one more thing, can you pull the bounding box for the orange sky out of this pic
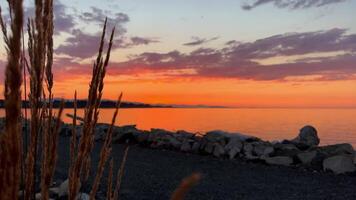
[45,74,356,108]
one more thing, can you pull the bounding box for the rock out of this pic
[323,155,356,174]
[318,143,354,157]
[180,140,192,152]
[213,144,225,157]
[58,179,81,198]
[134,131,149,143]
[292,125,320,149]
[229,132,260,142]
[228,148,240,160]
[297,151,317,164]
[49,187,59,196]
[175,130,195,142]
[35,193,41,200]
[253,142,274,157]
[273,143,301,157]
[58,179,69,197]
[191,142,200,153]
[243,143,254,155]
[148,128,174,143]
[76,193,90,200]
[225,137,243,159]
[264,156,293,166]
[204,130,227,144]
[169,137,182,149]
[204,142,215,154]
[112,125,142,143]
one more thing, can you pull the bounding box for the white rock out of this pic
[35,193,41,200]
[76,193,90,200]
[58,179,69,197]
[225,138,243,159]
[297,151,317,164]
[58,179,81,197]
[323,155,356,174]
[265,156,293,166]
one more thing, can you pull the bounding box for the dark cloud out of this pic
[53,1,76,34]
[104,29,356,81]
[55,29,124,58]
[56,30,159,59]
[129,37,159,46]
[23,1,75,34]
[183,36,219,46]
[79,7,129,31]
[242,0,348,10]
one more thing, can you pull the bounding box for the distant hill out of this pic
[0,99,173,108]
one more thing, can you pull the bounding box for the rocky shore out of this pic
[59,121,356,175]
[3,118,356,199]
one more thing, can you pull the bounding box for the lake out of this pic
[1,108,356,146]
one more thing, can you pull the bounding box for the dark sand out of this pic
[55,137,356,200]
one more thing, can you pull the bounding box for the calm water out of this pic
[2,108,356,146]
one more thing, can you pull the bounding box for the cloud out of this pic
[242,0,348,10]
[56,30,159,59]
[107,28,356,81]
[78,7,129,31]
[22,0,75,34]
[126,37,159,46]
[183,36,219,46]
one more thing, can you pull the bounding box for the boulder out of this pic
[112,125,142,143]
[292,125,319,149]
[225,137,243,159]
[76,193,90,200]
[175,130,195,142]
[49,187,59,196]
[227,132,260,142]
[58,179,69,197]
[204,142,215,154]
[180,140,192,152]
[191,142,201,153]
[273,143,301,157]
[253,142,274,157]
[204,130,228,145]
[318,143,354,157]
[213,144,225,157]
[35,193,41,200]
[169,137,182,149]
[264,156,293,166]
[297,151,317,164]
[323,155,356,174]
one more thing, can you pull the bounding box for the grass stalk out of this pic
[0,0,24,199]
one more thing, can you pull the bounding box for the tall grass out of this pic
[0,0,24,199]
[0,0,124,199]
[0,1,200,200]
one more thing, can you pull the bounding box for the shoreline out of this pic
[59,120,356,175]
[3,118,356,199]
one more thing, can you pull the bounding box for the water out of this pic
[2,108,356,146]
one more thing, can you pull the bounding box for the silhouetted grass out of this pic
[0,1,200,200]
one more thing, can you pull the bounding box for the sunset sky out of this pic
[0,0,356,108]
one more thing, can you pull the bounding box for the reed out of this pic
[0,1,24,199]
[113,145,130,200]
[1,1,199,199]
[68,19,117,200]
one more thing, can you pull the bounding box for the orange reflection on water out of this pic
[54,108,356,146]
